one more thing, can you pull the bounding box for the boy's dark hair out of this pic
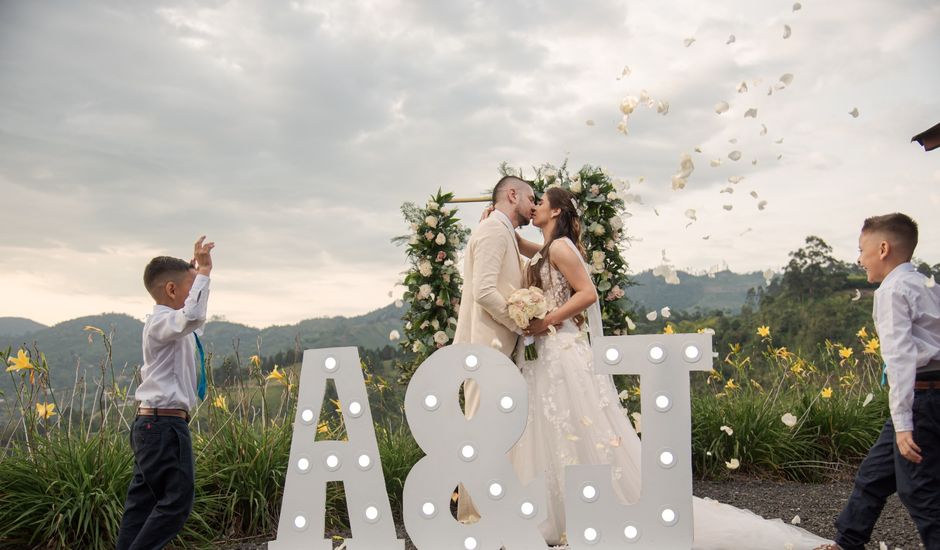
[143,256,193,296]
[862,213,918,259]
[491,175,532,204]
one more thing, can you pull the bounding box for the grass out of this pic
[0,323,890,547]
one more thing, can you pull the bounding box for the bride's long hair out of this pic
[526,186,588,300]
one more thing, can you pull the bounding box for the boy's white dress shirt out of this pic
[135,274,210,412]
[874,262,940,432]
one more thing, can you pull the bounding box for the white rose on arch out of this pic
[433,331,449,345]
[418,260,433,277]
[425,215,438,228]
[609,216,624,230]
[417,284,433,300]
[435,232,446,245]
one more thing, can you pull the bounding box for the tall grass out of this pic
[0,322,890,547]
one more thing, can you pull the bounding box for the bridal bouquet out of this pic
[507,286,549,360]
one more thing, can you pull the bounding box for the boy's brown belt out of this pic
[914,380,940,390]
[137,407,190,421]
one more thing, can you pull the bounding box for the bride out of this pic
[505,186,832,549]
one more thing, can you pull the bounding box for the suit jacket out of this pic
[454,211,523,356]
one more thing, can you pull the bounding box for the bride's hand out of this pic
[527,316,560,336]
[480,205,495,222]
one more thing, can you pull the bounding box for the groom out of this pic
[453,175,538,521]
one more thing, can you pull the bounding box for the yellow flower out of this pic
[265,365,287,384]
[856,327,868,339]
[756,325,771,338]
[821,386,833,399]
[36,402,56,419]
[213,395,228,412]
[6,349,33,372]
[317,422,330,434]
[775,347,792,359]
[724,378,740,390]
[839,347,854,360]
[663,324,675,334]
[863,338,880,355]
[750,379,765,393]
[249,355,262,368]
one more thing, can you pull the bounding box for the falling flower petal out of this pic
[926,274,936,288]
[793,2,802,11]
[760,124,768,136]
[694,146,703,153]
[775,138,784,144]
[777,154,783,160]
[758,200,768,210]
[726,458,740,470]
[618,65,631,79]
[752,159,758,165]
[767,85,774,96]
[620,96,639,115]
[646,311,658,321]
[729,138,738,144]
[661,306,672,318]
[849,107,860,118]
[744,108,758,118]
[723,204,733,211]
[783,24,792,39]
[726,34,736,45]
[702,235,710,240]
[654,208,660,216]
[852,289,862,301]
[737,81,748,93]
[389,330,400,341]
[741,227,753,236]
[625,315,637,331]
[781,413,798,427]
[720,187,734,194]
[715,101,730,114]
[779,73,794,87]
[657,100,670,115]
[710,158,722,167]
[684,37,696,47]
[863,393,874,407]
[490,338,503,350]
[728,150,742,161]
[586,119,595,126]
[728,175,745,184]
[750,191,759,198]
[685,209,697,221]
[617,117,629,135]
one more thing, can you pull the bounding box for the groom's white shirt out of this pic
[454,209,524,355]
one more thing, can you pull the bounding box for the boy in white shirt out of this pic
[117,236,214,550]
[824,214,940,550]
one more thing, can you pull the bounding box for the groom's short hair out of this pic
[492,175,532,204]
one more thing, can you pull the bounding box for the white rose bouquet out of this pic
[507,286,550,360]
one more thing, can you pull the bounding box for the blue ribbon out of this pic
[881,363,887,387]
[194,333,207,401]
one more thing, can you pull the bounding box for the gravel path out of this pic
[225,474,924,550]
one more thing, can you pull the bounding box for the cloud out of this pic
[1,0,938,326]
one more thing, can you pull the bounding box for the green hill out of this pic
[0,317,48,337]
[0,305,406,401]
[626,269,768,313]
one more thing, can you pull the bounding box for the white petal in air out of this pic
[723,204,733,211]
[757,200,768,210]
[793,2,802,11]
[661,306,672,318]
[729,138,738,144]
[849,107,860,118]
[702,235,710,240]
[775,138,784,144]
[737,81,748,93]
[620,96,639,115]
[389,330,400,341]
[742,227,753,237]
[750,191,759,199]
[694,146,702,153]
[779,73,794,87]
[618,65,631,79]
[671,175,687,190]
[783,24,792,39]
[685,209,697,221]
[657,100,670,115]
[777,154,783,160]
[926,275,936,288]
[744,108,758,118]
[760,124,768,136]
[617,118,629,135]
[720,187,734,194]
[710,158,722,167]
[684,37,696,47]
[715,101,730,114]
[752,159,758,165]
[726,34,736,45]
[728,175,744,184]
[586,119,595,126]
[646,311,658,321]
[852,289,862,301]
[625,315,637,330]
[728,150,742,161]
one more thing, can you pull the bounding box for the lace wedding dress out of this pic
[507,238,831,549]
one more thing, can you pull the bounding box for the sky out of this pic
[1,0,938,328]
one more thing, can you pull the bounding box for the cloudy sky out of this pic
[1,0,938,328]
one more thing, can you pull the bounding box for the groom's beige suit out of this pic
[453,209,524,521]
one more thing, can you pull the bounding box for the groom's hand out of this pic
[896,431,922,463]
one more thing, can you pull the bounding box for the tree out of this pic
[777,236,850,302]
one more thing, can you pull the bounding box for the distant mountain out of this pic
[0,317,48,337]
[626,269,767,313]
[0,304,406,399]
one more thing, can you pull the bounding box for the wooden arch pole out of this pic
[444,196,490,204]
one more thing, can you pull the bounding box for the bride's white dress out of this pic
[508,240,831,549]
